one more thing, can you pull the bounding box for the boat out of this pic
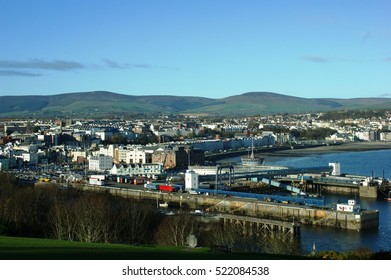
[241,138,265,166]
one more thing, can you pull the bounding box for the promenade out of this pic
[261,142,391,162]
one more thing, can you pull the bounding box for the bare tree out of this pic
[116,199,157,244]
[49,193,77,241]
[73,193,113,243]
[155,214,199,247]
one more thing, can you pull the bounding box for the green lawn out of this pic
[0,236,303,260]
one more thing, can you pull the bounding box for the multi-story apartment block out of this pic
[152,146,193,170]
[126,148,153,164]
[88,155,113,171]
[15,153,39,165]
[99,144,117,158]
[114,147,128,164]
[70,150,87,163]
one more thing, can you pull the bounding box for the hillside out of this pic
[0,91,221,117]
[0,91,390,117]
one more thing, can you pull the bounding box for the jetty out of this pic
[78,184,379,231]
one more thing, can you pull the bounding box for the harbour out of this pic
[80,184,379,232]
[250,149,391,253]
[81,148,391,253]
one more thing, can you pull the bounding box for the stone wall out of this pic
[80,185,379,230]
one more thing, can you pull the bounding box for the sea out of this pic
[227,149,391,253]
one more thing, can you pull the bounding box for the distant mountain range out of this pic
[0,91,390,117]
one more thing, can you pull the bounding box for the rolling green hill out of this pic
[0,91,390,117]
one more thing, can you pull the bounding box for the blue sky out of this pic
[0,0,390,99]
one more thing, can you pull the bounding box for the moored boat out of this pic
[241,137,265,166]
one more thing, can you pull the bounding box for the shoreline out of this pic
[261,141,391,162]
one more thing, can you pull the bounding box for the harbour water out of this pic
[266,149,391,253]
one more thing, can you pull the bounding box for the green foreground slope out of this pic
[0,236,303,260]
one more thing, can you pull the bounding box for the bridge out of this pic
[220,213,300,238]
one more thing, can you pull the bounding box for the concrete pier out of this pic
[278,177,380,198]
[220,213,300,237]
[78,185,379,231]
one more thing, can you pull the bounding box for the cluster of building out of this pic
[1,110,390,176]
[0,117,273,176]
[258,111,391,142]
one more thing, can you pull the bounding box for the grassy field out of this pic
[0,236,305,260]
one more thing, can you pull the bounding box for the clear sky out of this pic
[0,0,390,99]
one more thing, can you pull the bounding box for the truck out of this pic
[159,184,178,192]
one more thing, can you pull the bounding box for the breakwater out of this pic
[78,185,379,231]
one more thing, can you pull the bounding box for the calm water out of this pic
[267,149,391,253]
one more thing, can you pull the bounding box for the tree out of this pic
[49,192,77,241]
[154,214,200,247]
[116,199,158,244]
[73,193,113,243]
[107,133,127,144]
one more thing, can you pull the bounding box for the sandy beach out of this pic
[262,141,391,162]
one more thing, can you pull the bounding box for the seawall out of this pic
[78,185,379,231]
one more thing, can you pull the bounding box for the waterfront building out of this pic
[88,154,113,171]
[329,162,341,176]
[110,163,163,176]
[380,131,391,141]
[185,170,199,190]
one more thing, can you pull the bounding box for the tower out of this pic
[185,170,198,190]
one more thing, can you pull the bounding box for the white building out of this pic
[185,170,198,190]
[142,163,163,176]
[89,155,113,171]
[326,133,354,142]
[15,153,39,164]
[329,162,341,176]
[380,132,391,141]
[70,150,87,162]
[126,148,153,164]
[110,163,163,176]
[99,144,117,158]
[94,129,114,141]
